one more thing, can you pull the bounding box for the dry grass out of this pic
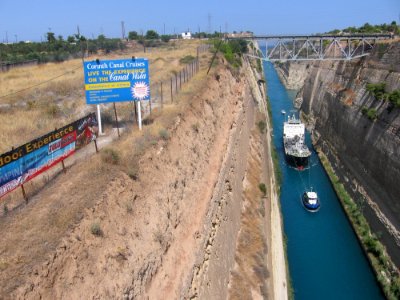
[0,39,213,297]
[0,40,204,153]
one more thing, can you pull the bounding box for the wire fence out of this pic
[126,44,211,123]
[0,59,38,72]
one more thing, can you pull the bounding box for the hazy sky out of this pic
[0,0,399,42]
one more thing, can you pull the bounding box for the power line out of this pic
[0,65,82,99]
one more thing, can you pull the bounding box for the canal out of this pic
[263,61,384,299]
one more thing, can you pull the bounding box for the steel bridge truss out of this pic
[235,35,391,61]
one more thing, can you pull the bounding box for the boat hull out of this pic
[302,194,320,212]
[284,153,309,169]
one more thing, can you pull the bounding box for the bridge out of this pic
[228,34,393,61]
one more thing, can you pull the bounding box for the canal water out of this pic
[263,61,384,299]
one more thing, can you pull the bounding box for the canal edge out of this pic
[245,49,291,300]
[314,146,400,299]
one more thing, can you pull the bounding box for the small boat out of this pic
[281,110,286,114]
[302,190,320,212]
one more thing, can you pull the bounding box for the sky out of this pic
[0,0,399,42]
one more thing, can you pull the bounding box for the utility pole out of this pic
[77,25,84,63]
[208,13,212,34]
[121,21,125,40]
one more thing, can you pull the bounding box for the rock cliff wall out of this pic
[275,41,400,267]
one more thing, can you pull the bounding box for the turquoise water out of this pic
[263,61,384,299]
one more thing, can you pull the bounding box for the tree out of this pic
[145,30,159,40]
[46,32,56,43]
[67,35,76,43]
[161,35,171,42]
[128,31,139,40]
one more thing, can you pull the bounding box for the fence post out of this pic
[21,184,28,203]
[160,82,164,109]
[175,74,178,92]
[179,71,182,89]
[113,102,120,137]
[149,98,152,115]
[170,78,173,103]
[61,160,66,173]
[94,139,99,153]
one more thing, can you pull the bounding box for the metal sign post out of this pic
[97,104,103,135]
[113,102,120,137]
[137,100,142,130]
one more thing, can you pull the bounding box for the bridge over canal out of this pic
[228,34,393,61]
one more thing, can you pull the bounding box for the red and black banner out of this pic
[0,113,98,198]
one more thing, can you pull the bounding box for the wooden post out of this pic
[21,184,28,203]
[179,71,182,89]
[183,68,186,83]
[175,74,178,92]
[160,82,164,109]
[113,102,120,137]
[61,160,66,173]
[170,77,173,103]
[149,98,152,115]
[94,139,99,153]
[196,47,199,72]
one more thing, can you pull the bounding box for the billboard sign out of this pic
[83,58,150,104]
[0,113,97,198]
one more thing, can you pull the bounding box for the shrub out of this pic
[46,104,60,117]
[3,204,8,216]
[388,90,400,107]
[125,202,133,213]
[191,122,199,133]
[101,148,120,165]
[159,128,169,140]
[179,55,196,64]
[366,108,378,121]
[90,222,102,236]
[258,183,267,196]
[257,120,266,133]
[361,106,368,115]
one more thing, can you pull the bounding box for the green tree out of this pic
[67,35,76,43]
[145,30,159,40]
[128,31,139,40]
[161,35,171,42]
[46,32,56,43]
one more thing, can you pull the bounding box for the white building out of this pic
[181,32,192,39]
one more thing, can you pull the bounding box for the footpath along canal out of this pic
[263,61,384,299]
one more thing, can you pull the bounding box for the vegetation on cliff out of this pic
[212,39,248,68]
[319,152,400,300]
[366,83,400,107]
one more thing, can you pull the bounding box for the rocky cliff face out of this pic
[275,61,311,90]
[276,41,400,267]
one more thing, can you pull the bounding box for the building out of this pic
[181,32,192,39]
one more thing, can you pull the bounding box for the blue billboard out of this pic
[83,58,150,104]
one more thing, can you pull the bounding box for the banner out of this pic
[0,113,97,198]
[83,58,150,104]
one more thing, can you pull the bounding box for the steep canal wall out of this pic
[275,40,400,291]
